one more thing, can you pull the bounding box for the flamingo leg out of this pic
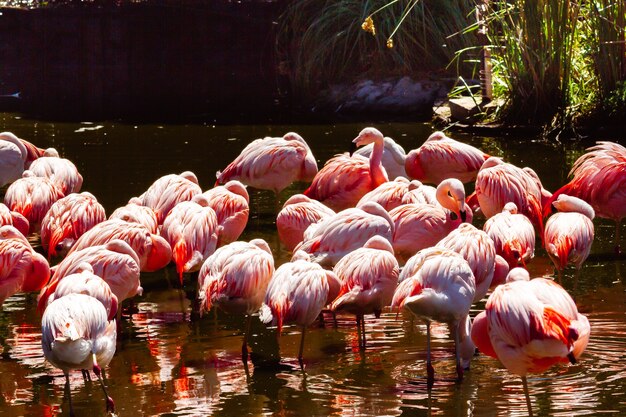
[454,320,463,383]
[360,314,366,349]
[81,369,91,382]
[522,376,534,417]
[615,221,622,254]
[64,372,75,417]
[298,325,306,368]
[426,321,434,387]
[242,315,252,363]
[92,353,115,414]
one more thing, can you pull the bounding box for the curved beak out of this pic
[460,210,467,222]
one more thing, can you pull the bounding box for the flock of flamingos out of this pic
[0,127,624,416]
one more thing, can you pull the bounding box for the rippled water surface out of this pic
[0,113,625,416]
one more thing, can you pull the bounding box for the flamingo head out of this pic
[21,252,51,292]
[145,234,173,272]
[425,131,447,141]
[551,194,595,219]
[353,127,384,148]
[505,267,530,283]
[436,178,469,222]
[224,180,250,203]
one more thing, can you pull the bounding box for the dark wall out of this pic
[0,3,284,120]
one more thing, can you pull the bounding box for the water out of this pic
[1,112,625,416]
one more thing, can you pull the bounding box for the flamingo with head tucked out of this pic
[304,127,389,211]
[276,194,335,252]
[0,234,50,306]
[405,131,489,185]
[471,276,590,417]
[28,154,83,196]
[483,202,535,269]
[216,132,318,194]
[200,180,250,246]
[354,135,407,179]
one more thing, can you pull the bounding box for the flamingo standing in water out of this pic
[109,202,159,234]
[392,247,475,384]
[330,235,399,349]
[130,171,202,224]
[471,276,590,417]
[293,201,394,268]
[404,131,489,185]
[198,239,274,363]
[353,135,408,179]
[483,202,535,269]
[260,250,341,365]
[28,154,83,196]
[276,194,335,252]
[216,132,318,194]
[161,197,219,283]
[546,141,626,251]
[41,293,117,415]
[67,218,172,273]
[304,127,389,211]
[200,180,250,246]
[0,233,50,305]
[0,203,29,237]
[40,192,106,258]
[390,178,471,263]
[357,177,437,212]
[3,173,64,233]
[544,195,595,279]
[0,131,27,187]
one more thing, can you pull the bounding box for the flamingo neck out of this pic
[369,139,388,186]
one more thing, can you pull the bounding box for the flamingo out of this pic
[276,194,335,252]
[474,157,544,234]
[130,171,202,224]
[259,250,341,364]
[304,127,389,211]
[41,293,117,415]
[0,234,50,305]
[546,141,626,250]
[471,276,590,416]
[353,135,407,179]
[391,247,476,384]
[216,132,318,194]
[42,266,118,321]
[483,202,535,269]
[544,195,595,279]
[161,197,219,283]
[40,192,106,258]
[357,177,437,212]
[293,201,394,268]
[330,235,399,349]
[38,240,142,313]
[3,172,64,233]
[437,222,507,302]
[404,131,489,185]
[200,180,250,246]
[28,154,83,196]
[0,202,29,237]
[109,202,159,234]
[198,239,274,363]
[67,218,172,273]
[390,178,471,263]
[0,131,27,187]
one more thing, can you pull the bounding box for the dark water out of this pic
[0,112,625,416]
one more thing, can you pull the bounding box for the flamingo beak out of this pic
[460,210,467,222]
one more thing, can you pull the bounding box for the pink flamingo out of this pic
[353,135,407,179]
[0,202,29,237]
[0,131,27,187]
[392,247,475,384]
[200,180,250,246]
[198,239,274,363]
[304,127,389,211]
[42,266,118,321]
[474,157,544,234]
[130,171,202,224]
[546,141,626,250]
[42,293,117,415]
[405,131,489,185]
[67,218,172,273]
[109,202,159,234]
[276,194,335,252]
[0,224,30,245]
[260,250,341,364]
[3,172,64,233]
[390,178,471,263]
[161,197,219,283]
[216,132,317,194]
[293,201,394,267]
[544,195,595,279]
[39,239,142,314]
[330,235,399,349]
[29,154,83,196]
[483,202,535,269]
[0,235,50,305]
[357,177,437,212]
[40,192,106,258]
[437,222,508,302]
[471,276,590,416]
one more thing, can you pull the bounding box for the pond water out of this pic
[0,112,625,416]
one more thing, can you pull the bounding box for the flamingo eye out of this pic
[447,191,452,197]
